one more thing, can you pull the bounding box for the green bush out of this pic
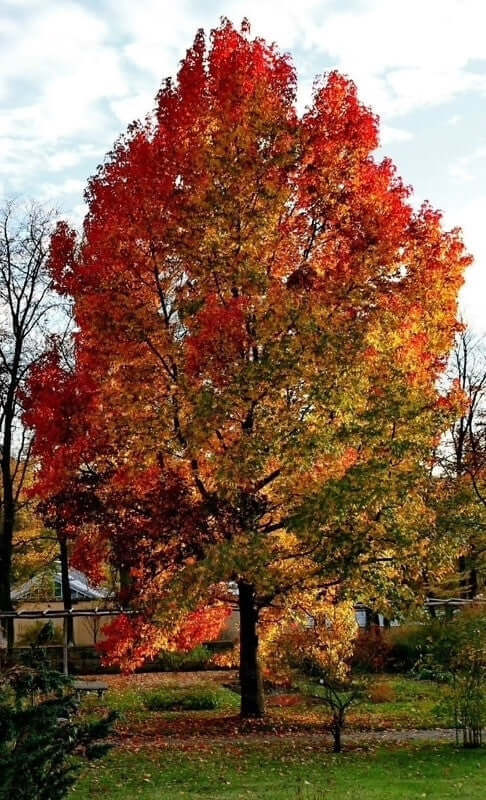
[385,624,431,672]
[421,608,486,748]
[142,686,237,711]
[151,645,213,672]
[0,643,115,800]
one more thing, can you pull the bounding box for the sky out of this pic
[1,0,485,333]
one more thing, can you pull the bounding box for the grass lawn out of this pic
[72,673,484,799]
[349,674,448,729]
[72,742,486,799]
[85,672,449,731]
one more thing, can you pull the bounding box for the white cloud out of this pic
[306,0,486,115]
[44,145,101,172]
[39,177,85,204]
[110,92,156,125]
[449,144,486,183]
[107,0,201,78]
[380,126,413,145]
[0,2,126,147]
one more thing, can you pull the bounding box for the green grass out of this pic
[73,675,483,799]
[72,742,486,800]
[81,673,450,731]
[354,675,449,728]
[268,675,449,730]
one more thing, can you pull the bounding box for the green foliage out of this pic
[0,644,116,800]
[420,608,486,747]
[142,685,238,712]
[355,674,449,727]
[435,682,486,747]
[101,687,147,715]
[152,645,213,672]
[385,624,432,673]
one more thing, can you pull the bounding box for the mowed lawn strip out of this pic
[72,742,486,800]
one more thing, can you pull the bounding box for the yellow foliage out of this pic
[259,591,358,684]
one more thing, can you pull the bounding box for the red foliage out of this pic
[97,614,163,672]
[185,295,250,384]
[174,604,232,651]
[351,628,392,673]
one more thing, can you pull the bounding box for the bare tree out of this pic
[443,329,486,597]
[0,201,66,649]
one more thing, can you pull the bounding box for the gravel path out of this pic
[340,728,456,745]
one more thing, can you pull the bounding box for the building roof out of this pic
[12,565,108,602]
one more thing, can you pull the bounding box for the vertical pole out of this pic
[63,614,69,676]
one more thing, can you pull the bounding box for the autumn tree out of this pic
[25,21,470,716]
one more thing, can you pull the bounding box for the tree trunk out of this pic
[0,541,13,652]
[332,718,342,753]
[119,564,132,599]
[469,559,478,599]
[59,535,74,647]
[238,580,264,718]
[0,338,23,656]
[458,555,468,598]
[0,497,15,652]
[1,408,16,654]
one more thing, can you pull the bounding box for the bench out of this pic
[73,680,108,700]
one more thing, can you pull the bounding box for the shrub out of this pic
[302,674,368,753]
[386,624,430,672]
[209,643,239,669]
[260,593,358,685]
[142,686,237,711]
[351,628,392,673]
[0,642,115,800]
[368,681,396,704]
[421,608,486,748]
[152,645,212,672]
[352,624,431,673]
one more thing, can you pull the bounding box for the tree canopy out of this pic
[24,20,470,716]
